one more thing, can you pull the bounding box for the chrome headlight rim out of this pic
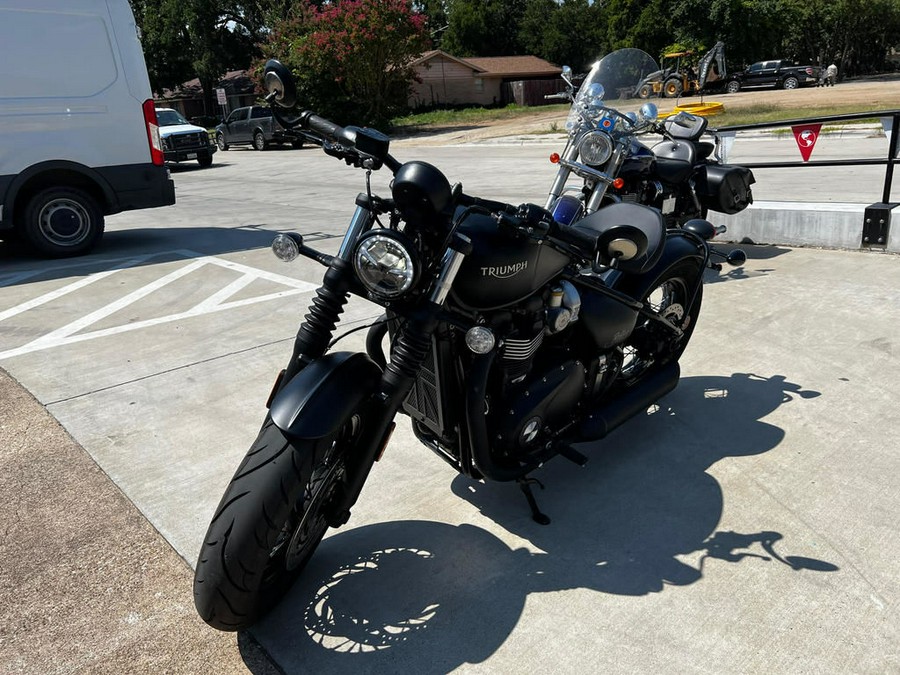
[352,230,418,299]
[577,130,614,166]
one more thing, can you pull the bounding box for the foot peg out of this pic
[557,444,588,466]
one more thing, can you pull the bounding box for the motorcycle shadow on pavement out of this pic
[245,373,837,673]
[704,244,789,285]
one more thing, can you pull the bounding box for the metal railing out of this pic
[711,109,900,247]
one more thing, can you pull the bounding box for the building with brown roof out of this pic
[409,50,563,108]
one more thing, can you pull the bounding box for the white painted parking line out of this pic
[0,251,317,361]
[0,255,155,322]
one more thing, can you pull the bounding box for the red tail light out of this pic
[142,99,164,166]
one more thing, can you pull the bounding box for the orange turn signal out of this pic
[612,177,625,189]
[550,153,560,164]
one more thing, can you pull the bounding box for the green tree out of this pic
[441,0,526,56]
[262,0,430,127]
[131,0,280,111]
[519,0,605,71]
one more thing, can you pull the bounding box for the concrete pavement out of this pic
[1,141,899,673]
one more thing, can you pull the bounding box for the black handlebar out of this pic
[456,197,599,258]
[300,111,357,147]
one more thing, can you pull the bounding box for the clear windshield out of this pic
[567,48,660,135]
[156,109,190,127]
[576,49,660,106]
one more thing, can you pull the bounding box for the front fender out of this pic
[270,351,382,440]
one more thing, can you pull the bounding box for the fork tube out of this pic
[283,205,374,382]
[545,143,578,209]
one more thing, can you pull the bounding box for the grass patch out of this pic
[392,103,568,131]
[391,100,888,136]
[705,103,883,128]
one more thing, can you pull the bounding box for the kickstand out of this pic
[518,477,551,525]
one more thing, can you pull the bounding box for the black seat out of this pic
[571,202,665,274]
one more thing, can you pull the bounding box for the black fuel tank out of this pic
[452,210,570,310]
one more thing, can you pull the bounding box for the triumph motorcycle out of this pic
[544,48,755,231]
[193,59,744,631]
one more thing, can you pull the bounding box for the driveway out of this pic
[1,142,898,672]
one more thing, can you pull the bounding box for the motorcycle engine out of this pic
[487,285,587,455]
[492,359,585,453]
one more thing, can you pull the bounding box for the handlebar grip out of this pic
[305,113,342,139]
[302,112,353,145]
[555,222,599,255]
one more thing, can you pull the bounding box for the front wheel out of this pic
[616,259,703,385]
[664,78,683,98]
[726,80,741,94]
[194,414,358,631]
[637,83,653,99]
[216,133,229,151]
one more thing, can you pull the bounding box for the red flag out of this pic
[792,123,822,162]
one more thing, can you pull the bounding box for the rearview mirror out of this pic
[263,59,297,109]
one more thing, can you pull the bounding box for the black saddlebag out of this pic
[695,164,755,215]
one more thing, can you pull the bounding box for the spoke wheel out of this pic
[194,414,359,631]
[617,260,703,385]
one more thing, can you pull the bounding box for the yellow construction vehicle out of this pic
[635,41,727,99]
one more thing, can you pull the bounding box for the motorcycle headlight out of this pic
[578,130,613,166]
[353,231,417,298]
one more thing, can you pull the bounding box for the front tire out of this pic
[21,186,104,257]
[637,83,653,99]
[194,415,357,631]
[664,78,683,98]
[216,133,229,151]
[197,153,213,168]
[726,80,741,94]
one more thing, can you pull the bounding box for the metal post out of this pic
[883,113,899,204]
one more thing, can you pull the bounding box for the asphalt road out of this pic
[1,140,898,672]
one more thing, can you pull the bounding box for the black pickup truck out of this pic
[214,106,303,151]
[726,59,821,93]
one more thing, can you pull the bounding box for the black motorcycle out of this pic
[545,48,755,229]
[193,60,742,631]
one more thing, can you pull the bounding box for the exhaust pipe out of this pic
[579,361,680,441]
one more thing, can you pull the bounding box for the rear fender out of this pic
[270,351,382,440]
[606,231,705,300]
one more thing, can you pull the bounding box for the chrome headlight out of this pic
[578,130,613,166]
[353,231,417,298]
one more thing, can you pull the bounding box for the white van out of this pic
[0,0,175,257]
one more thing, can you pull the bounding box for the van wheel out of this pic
[198,154,213,168]
[254,131,267,151]
[22,187,104,258]
[216,133,229,151]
